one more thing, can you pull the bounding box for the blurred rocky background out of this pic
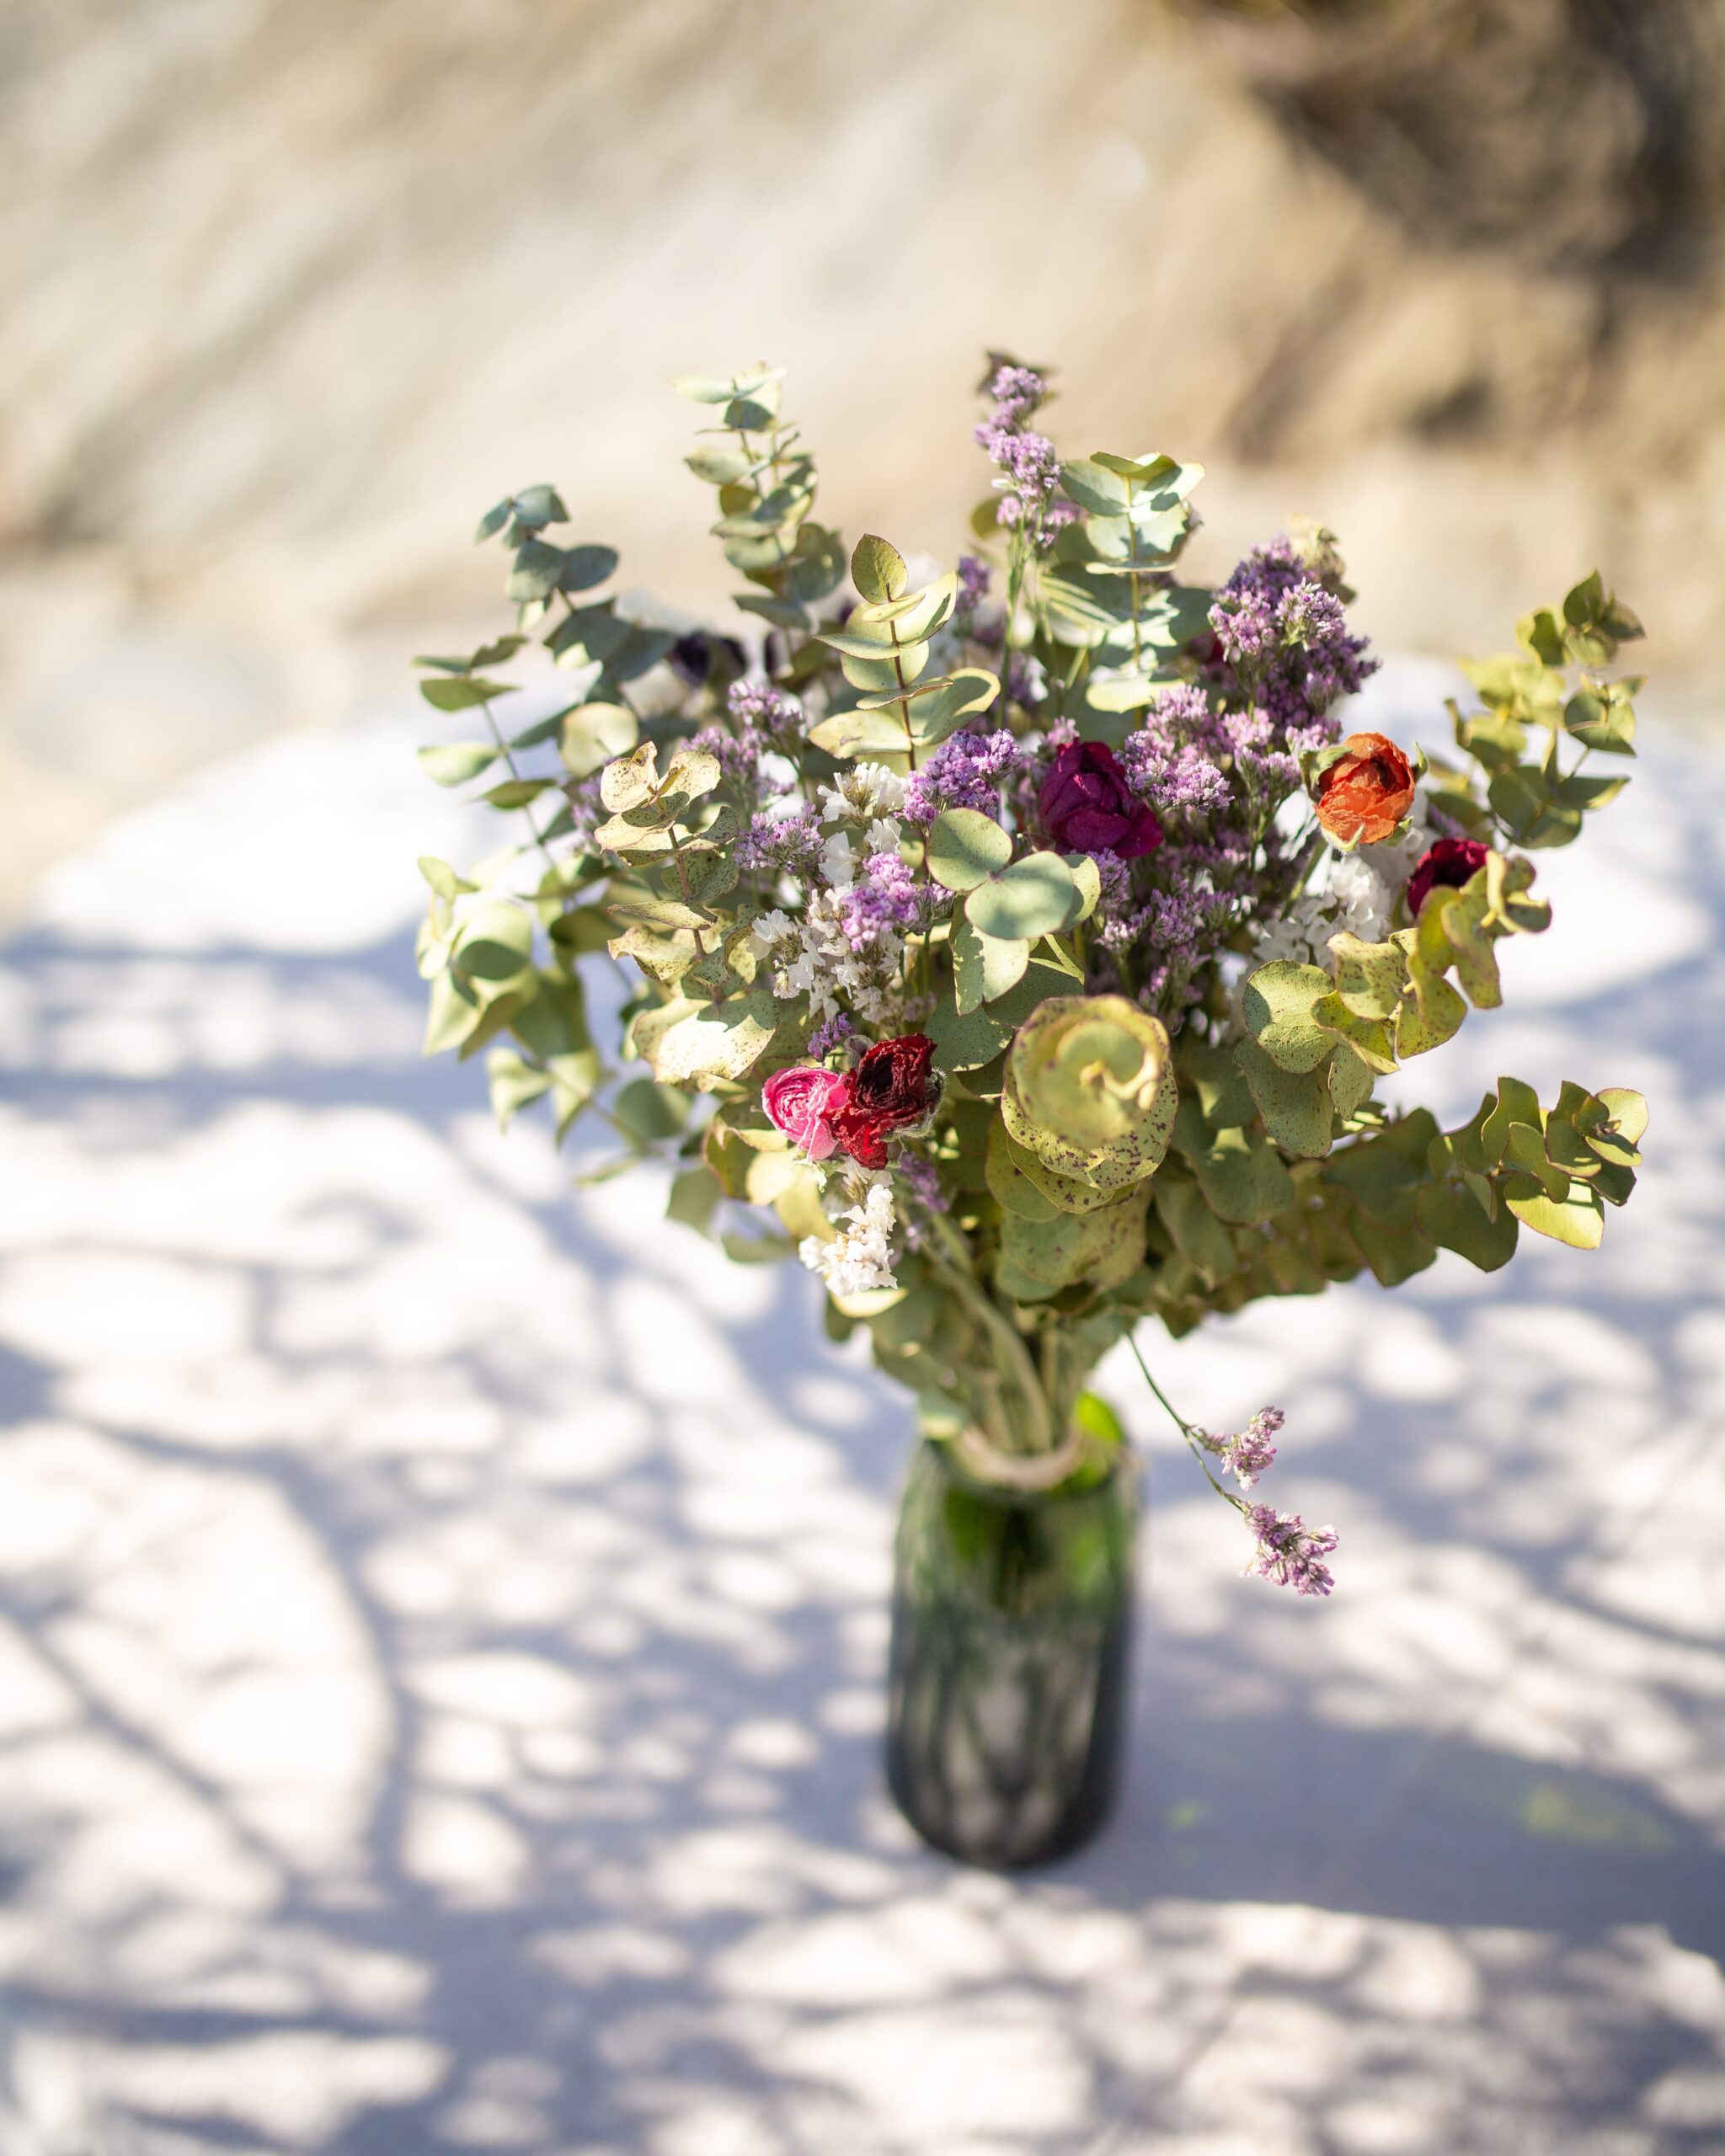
[5,0,1724,918]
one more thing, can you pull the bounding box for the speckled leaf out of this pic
[1242,962,1335,1074]
[1236,1038,1335,1159]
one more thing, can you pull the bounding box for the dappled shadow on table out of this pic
[0,721,1722,2152]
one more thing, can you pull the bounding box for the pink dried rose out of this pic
[763,1065,852,1161]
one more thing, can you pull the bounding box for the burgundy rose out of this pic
[830,1033,936,1170]
[1038,741,1162,858]
[763,1065,852,1161]
[1407,836,1489,917]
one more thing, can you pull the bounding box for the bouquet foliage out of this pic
[414,358,1648,1592]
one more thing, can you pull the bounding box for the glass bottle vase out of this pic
[884,1431,1139,1868]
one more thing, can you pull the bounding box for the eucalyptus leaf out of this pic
[927,809,1012,894]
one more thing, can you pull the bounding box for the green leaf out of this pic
[507,538,569,603]
[1504,1180,1605,1249]
[612,1075,690,1143]
[1415,1177,1519,1271]
[1236,1038,1335,1159]
[559,544,619,594]
[450,903,535,999]
[1242,962,1334,1074]
[1327,933,1407,1020]
[1171,1104,1295,1225]
[558,701,638,778]
[483,776,552,809]
[964,856,1080,942]
[851,533,907,604]
[418,739,499,788]
[806,708,913,760]
[985,1114,1059,1221]
[858,668,999,745]
[1562,687,1637,756]
[648,991,777,1089]
[685,444,754,484]
[419,675,512,713]
[1595,1086,1649,1146]
[486,1049,552,1131]
[1481,1076,1542,1162]
[1156,1176,1237,1288]
[927,808,1012,893]
[953,910,1029,1011]
[418,856,473,902]
[672,365,784,404]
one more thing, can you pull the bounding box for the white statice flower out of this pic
[864,815,903,855]
[799,1177,899,1296]
[820,829,856,892]
[750,907,797,958]
[1327,851,1397,944]
[795,888,905,1024]
[819,762,905,825]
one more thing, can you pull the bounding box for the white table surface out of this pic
[1,670,1722,2154]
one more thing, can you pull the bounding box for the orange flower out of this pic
[1313,732,1414,847]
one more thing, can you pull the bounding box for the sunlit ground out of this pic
[0,667,1722,2153]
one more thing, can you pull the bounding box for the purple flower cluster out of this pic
[1120,686,1232,819]
[1199,1406,1284,1491]
[692,723,761,790]
[728,676,804,755]
[894,1151,950,1249]
[565,771,607,849]
[955,554,991,620]
[737,802,822,878]
[807,1011,857,1059]
[836,851,923,951]
[974,362,1063,547]
[1208,536,1376,739]
[902,728,1021,825]
[1244,1503,1338,1597]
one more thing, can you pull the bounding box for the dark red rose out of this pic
[1313,731,1415,847]
[830,1033,936,1169]
[1407,836,1489,916]
[1037,741,1162,858]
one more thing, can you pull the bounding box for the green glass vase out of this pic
[884,1432,1140,1868]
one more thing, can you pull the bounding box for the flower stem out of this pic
[1128,1331,1246,1514]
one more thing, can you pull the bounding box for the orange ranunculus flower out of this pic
[1312,732,1415,846]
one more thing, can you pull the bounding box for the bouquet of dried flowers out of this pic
[414,358,1648,1596]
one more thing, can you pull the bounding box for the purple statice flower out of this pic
[737,802,822,878]
[955,554,991,620]
[1005,651,1048,711]
[728,677,804,755]
[893,1151,950,1249]
[835,851,923,952]
[1197,1406,1283,1490]
[1244,1503,1337,1597]
[567,771,607,850]
[1209,536,1377,741]
[902,728,1022,825]
[1121,686,1232,820]
[975,362,1063,543]
[807,1011,857,1059]
[692,723,761,790]
[983,363,1047,425]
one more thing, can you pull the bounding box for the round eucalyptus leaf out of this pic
[927,809,1012,894]
[964,855,1078,941]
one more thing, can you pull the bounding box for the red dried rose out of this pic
[1313,731,1415,847]
[1407,836,1490,917]
[830,1033,936,1169]
[1038,741,1162,858]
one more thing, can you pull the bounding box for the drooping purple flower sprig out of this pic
[1244,1505,1338,1598]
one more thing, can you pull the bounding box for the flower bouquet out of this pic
[414,359,1648,1864]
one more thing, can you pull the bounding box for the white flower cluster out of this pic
[799,1177,899,1295]
[1250,798,1434,970]
[748,762,911,1025]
